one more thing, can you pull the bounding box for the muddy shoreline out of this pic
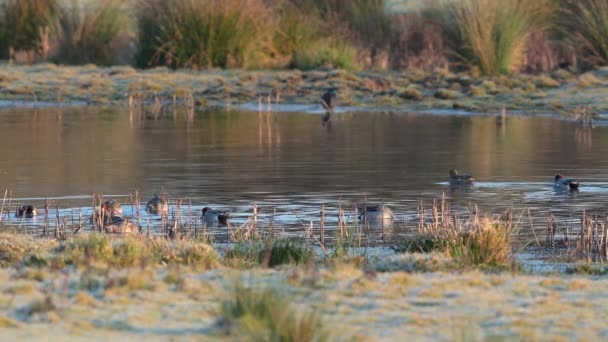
[2,64,608,115]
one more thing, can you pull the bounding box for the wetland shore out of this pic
[2,64,608,114]
[0,232,607,341]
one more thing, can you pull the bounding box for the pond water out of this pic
[1,106,608,241]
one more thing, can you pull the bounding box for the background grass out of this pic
[0,0,607,74]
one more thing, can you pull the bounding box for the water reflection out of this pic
[1,107,608,238]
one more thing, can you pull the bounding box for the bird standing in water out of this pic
[321,90,336,124]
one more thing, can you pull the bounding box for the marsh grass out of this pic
[558,0,608,67]
[221,284,328,341]
[53,234,217,269]
[0,0,59,59]
[224,237,314,268]
[401,199,514,267]
[292,39,359,71]
[136,0,272,69]
[56,0,133,65]
[430,0,552,75]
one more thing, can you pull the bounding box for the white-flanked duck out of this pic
[554,174,580,191]
[449,169,475,186]
[146,194,168,215]
[358,204,395,225]
[201,207,230,226]
[16,205,38,218]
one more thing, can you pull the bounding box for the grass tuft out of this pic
[135,0,272,69]
[56,0,134,65]
[430,0,552,75]
[557,0,608,67]
[401,200,513,268]
[0,0,59,59]
[220,284,328,341]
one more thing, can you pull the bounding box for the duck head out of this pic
[554,174,563,182]
[449,169,457,177]
[201,207,210,217]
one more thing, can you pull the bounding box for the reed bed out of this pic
[3,190,608,265]
[545,211,608,262]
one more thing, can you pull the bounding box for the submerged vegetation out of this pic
[0,0,608,74]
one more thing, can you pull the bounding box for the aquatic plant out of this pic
[135,0,273,69]
[221,284,329,341]
[56,0,134,65]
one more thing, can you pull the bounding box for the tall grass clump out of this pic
[221,285,329,341]
[557,0,608,67]
[288,0,391,68]
[136,0,273,69]
[272,1,321,67]
[56,0,134,65]
[0,0,59,60]
[407,200,514,267]
[430,0,552,75]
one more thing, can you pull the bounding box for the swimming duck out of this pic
[102,216,140,234]
[449,169,475,186]
[101,199,123,217]
[15,205,38,218]
[358,204,395,225]
[91,199,123,227]
[146,194,168,215]
[321,90,336,123]
[201,207,230,226]
[554,174,579,191]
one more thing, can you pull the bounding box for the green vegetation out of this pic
[56,0,133,65]
[0,0,59,61]
[225,238,314,268]
[557,0,608,67]
[429,0,551,75]
[0,0,607,74]
[221,285,328,341]
[401,206,513,268]
[135,0,272,69]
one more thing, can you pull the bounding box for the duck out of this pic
[91,199,123,227]
[102,216,140,234]
[358,204,395,225]
[449,169,475,186]
[146,194,168,215]
[554,174,579,191]
[321,90,336,123]
[15,205,38,218]
[101,199,123,217]
[201,207,230,226]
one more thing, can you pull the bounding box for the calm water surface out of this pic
[1,107,608,238]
